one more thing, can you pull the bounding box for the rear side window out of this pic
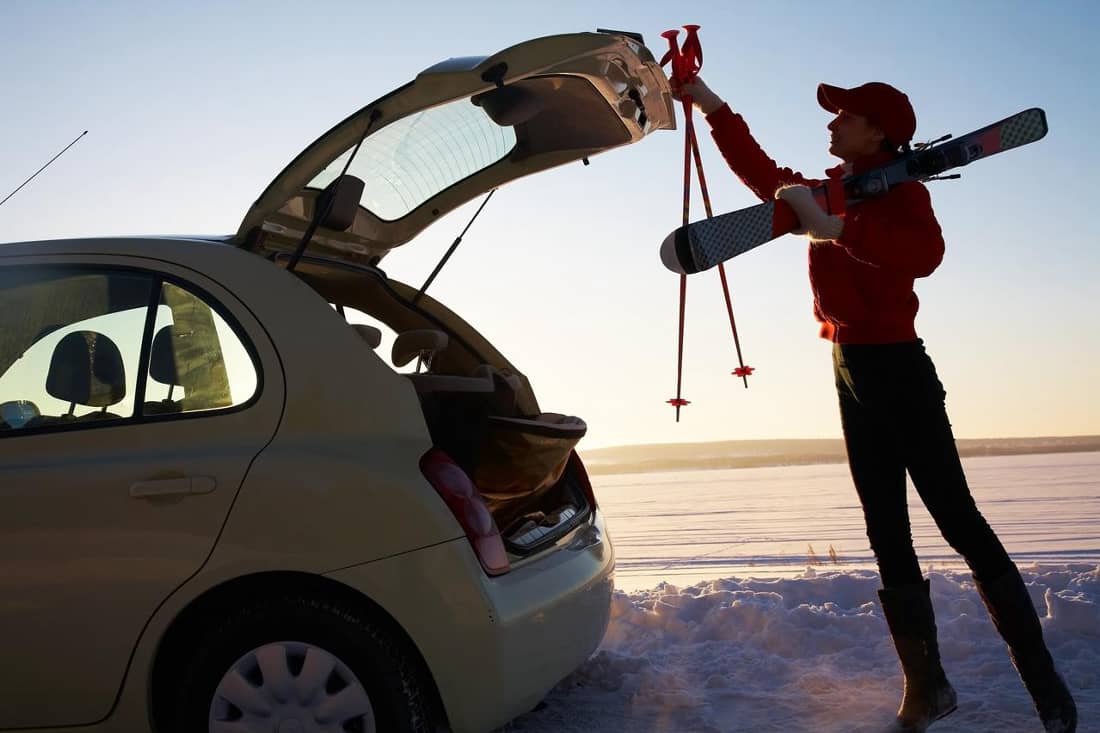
[0,266,259,433]
[0,267,154,429]
[143,281,258,416]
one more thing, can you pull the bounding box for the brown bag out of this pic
[475,413,587,508]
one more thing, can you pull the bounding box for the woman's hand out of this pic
[775,185,844,241]
[669,75,725,115]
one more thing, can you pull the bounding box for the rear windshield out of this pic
[308,97,516,221]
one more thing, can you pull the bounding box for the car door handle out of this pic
[129,476,216,498]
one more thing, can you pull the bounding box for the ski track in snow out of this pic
[497,566,1099,733]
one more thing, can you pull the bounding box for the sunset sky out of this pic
[2,0,1097,449]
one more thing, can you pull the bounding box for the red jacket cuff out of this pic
[705,103,736,128]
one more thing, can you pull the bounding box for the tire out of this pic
[163,594,442,733]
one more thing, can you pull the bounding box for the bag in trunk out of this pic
[474,412,587,512]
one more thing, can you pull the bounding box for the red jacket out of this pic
[705,104,945,344]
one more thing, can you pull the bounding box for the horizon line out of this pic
[579,433,1100,454]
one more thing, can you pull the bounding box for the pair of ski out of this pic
[660,108,1049,274]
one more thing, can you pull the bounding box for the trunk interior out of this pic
[283,255,593,553]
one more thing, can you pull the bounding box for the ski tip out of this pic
[660,229,687,273]
[660,227,700,274]
[1032,107,1049,139]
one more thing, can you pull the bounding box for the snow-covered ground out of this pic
[498,452,1100,732]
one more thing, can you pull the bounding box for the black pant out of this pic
[833,339,1013,588]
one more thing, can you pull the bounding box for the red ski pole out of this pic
[661,26,753,416]
[661,29,692,421]
[680,25,754,387]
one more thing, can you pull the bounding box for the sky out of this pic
[1,0,1098,450]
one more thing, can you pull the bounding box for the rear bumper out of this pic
[325,510,614,733]
[475,510,614,725]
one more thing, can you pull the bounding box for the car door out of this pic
[0,254,284,728]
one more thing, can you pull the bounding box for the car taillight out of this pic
[419,449,510,576]
[570,450,598,511]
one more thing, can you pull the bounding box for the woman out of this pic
[671,74,1077,733]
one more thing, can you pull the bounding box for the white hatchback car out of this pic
[0,31,673,733]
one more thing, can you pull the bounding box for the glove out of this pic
[776,185,843,241]
[669,75,724,115]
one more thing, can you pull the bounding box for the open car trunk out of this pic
[230,31,672,265]
[229,31,669,554]
[415,376,591,551]
[286,255,595,555]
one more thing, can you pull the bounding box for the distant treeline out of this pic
[578,436,1100,475]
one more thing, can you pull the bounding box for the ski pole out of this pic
[661,29,692,421]
[679,25,754,387]
[661,27,753,410]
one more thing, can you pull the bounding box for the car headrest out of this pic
[0,400,39,428]
[46,331,126,407]
[149,326,179,386]
[351,324,383,349]
[392,329,448,368]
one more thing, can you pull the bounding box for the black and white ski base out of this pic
[661,108,1048,274]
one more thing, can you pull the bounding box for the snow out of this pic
[497,452,1100,732]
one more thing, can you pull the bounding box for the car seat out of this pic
[143,325,184,415]
[351,324,383,350]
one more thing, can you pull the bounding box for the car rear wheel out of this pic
[164,594,441,733]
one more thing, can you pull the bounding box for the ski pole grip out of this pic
[660,29,697,108]
[660,29,683,79]
[680,24,702,83]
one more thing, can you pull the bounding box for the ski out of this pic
[660,107,1048,274]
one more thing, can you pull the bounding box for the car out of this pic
[0,30,673,733]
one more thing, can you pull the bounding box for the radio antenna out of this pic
[0,130,88,210]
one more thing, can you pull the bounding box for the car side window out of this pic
[0,267,155,430]
[141,281,257,416]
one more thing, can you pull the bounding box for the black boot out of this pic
[975,567,1077,733]
[877,580,958,732]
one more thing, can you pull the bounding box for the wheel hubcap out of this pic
[209,640,376,732]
